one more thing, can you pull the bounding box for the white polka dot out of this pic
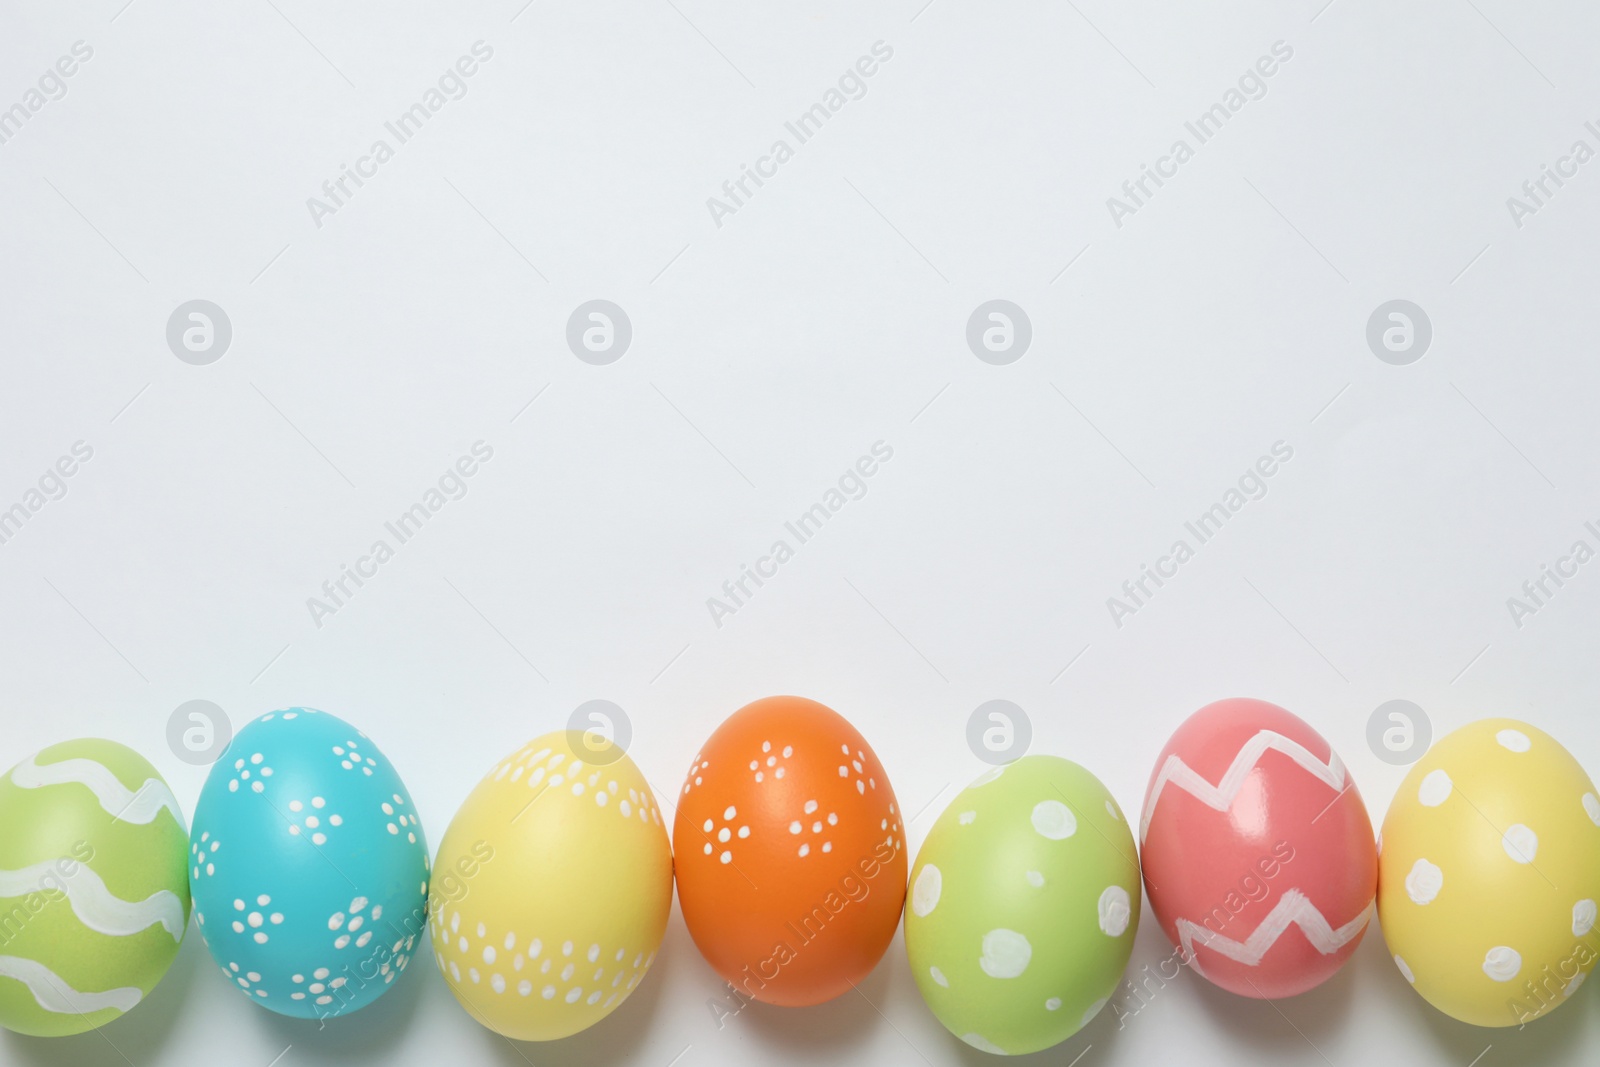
[929,966,948,988]
[911,866,942,917]
[1502,824,1538,864]
[1405,859,1443,905]
[961,1033,1007,1054]
[1484,946,1521,982]
[1574,900,1597,937]
[1584,793,1600,826]
[958,810,975,826]
[1497,729,1531,752]
[979,929,1032,978]
[1566,971,1587,997]
[1417,769,1452,807]
[1395,956,1415,984]
[1031,800,1076,840]
[1098,886,1131,936]
[1025,871,1044,888]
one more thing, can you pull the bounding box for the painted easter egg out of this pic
[0,740,189,1036]
[429,730,672,1040]
[1140,697,1376,998]
[673,695,907,1007]
[904,756,1140,1056]
[189,708,430,1019]
[1379,719,1600,1027]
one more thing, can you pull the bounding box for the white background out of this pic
[3,1,1600,1065]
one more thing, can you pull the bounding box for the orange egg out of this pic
[673,696,907,1006]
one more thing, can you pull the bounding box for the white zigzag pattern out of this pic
[10,754,184,828]
[1140,729,1344,841]
[1175,889,1374,977]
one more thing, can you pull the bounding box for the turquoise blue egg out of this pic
[189,708,430,1019]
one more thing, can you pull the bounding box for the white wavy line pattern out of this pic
[0,861,184,941]
[10,755,184,829]
[0,955,141,1015]
[1176,889,1374,977]
[1140,729,1344,841]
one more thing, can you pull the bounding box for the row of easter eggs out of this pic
[1,697,1596,1054]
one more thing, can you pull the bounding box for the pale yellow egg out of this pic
[429,731,672,1040]
[1378,719,1600,1027]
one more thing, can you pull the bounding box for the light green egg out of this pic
[0,739,190,1037]
[904,756,1141,1056]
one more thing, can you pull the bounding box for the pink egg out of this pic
[1139,697,1377,999]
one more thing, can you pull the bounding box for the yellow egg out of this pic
[429,732,672,1040]
[1378,718,1600,1027]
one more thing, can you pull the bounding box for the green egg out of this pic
[904,756,1140,1056]
[0,739,190,1037]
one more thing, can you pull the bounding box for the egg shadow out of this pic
[3,917,204,1067]
[733,948,887,1056]
[1407,956,1587,1063]
[1346,913,1589,1063]
[1180,922,1360,1057]
[243,941,427,1066]
[474,909,684,1067]
[932,991,1108,1067]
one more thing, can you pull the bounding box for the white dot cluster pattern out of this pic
[191,830,221,880]
[682,753,709,795]
[332,737,379,776]
[688,738,905,867]
[491,743,662,827]
[838,743,877,796]
[747,739,793,783]
[697,805,751,864]
[787,798,839,858]
[226,752,274,794]
[190,708,432,1021]
[430,907,655,1013]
